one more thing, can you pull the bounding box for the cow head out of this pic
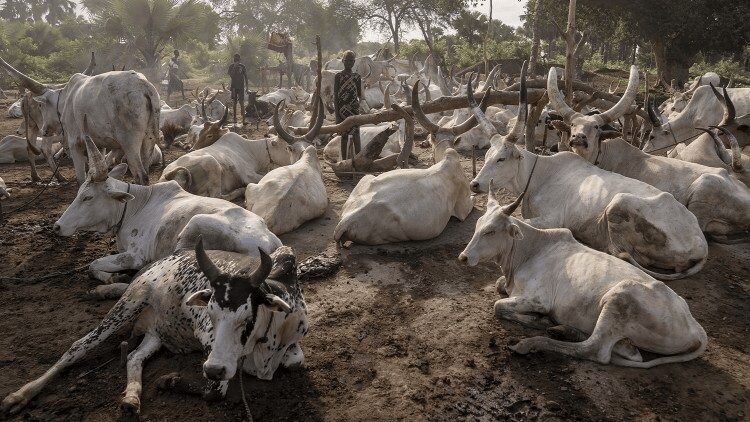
[31,90,64,137]
[192,105,228,150]
[412,75,494,162]
[468,61,530,193]
[272,96,324,162]
[187,239,294,381]
[604,192,707,274]
[548,66,637,163]
[459,179,528,267]
[53,134,133,236]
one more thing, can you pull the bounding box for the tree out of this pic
[44,0,77,25]
[0,0,31,21]
[362,0,411,55]
[86,0,219,80]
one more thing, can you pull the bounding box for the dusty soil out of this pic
[0,88,748,422]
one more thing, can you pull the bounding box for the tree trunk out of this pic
[564,0,577,103]
[528,0,543,77]
[651,38,691,88]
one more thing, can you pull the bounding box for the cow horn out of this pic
[502,155,539,216]
[82,115,108,182]
[195,236,223,286]
[383,81,393,109]
[450,84,493,135]
[467,73,498,137]
[647,99,662,127]
[711,126,744,172]
[546,67,575,121]
[0,56,48,95]
[82,52,96,76]
[121,64,126,71]
[686,75,702,94]
[709,83,736,126]
[697,127,732,166]
[207,89,220,107]
[411,81,440,133]
[509,60,528,141]
[200,96,208,121]
[599,65,639,124]
[217,105,228,126]
[273,97,324,144]
[362,61,372,82]
[424,78,432,102]
[248,247,273,286]
[484,65,502,91]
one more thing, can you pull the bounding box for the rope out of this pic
[0,153,63,224]
[238,356,254,422]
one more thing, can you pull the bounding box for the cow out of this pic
[644,85,750,154]
[245,146,328,235]
[0,57,160,185]
[458,182,707,367]
[105,143,163,170]
[189,106,229,151]
[161,98,323,200]
[658,73,720,119]
[6,97,22,118]
[54,136,282,282]
[0,135,48,163]
[19,92,66,182]
[160,103,199,147]
[0,239,307,418]
[323,123,403,162]
[665,86,750,187]
[259,87,311,106]
[468,69,708,280]
[333,124,473,245]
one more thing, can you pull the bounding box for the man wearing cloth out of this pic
[334,50,363,160]
[166,50,185,101]
[228,54,249,126]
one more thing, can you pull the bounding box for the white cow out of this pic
[644,85,750,154]
[259,87,310,106]
[468,68,708,280]
[6,97,22,118]
[660,72,721,119]
[160,103,199,146]
[0,135,48,163]
[323,122,404,162]
[334,136,473,245]
[245,146,328,235]
[458,185,707,368]
[0,241,307,418]
[54,137,282,282]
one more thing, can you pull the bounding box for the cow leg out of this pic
[1,296,146,416]
[509,302,624,364]
[28,148,41,182]
[220,187,246,202]
[41,139,66,182]
[281,343,305,369]
[547,325,642,361]
[494,297,553,330]
[89,252,144,283]
[122,145,149,185]
[121,333,162,418]
[69,139,87,185]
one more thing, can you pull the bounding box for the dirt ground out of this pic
[0,88,748,422]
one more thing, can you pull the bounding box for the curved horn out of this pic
[423,78,432,102]
[249,247,274,286]
[710,83,735,126]
[599,65,639,124]
[82,52,96,76]
[647,99,662,127]
[711,126,744,172]
[200,96,208,121]
[546,67,575,121]
[195,236,222,286]
[361,61,372,82]
[273,96,324,144]
[217,105,228,126]
[467,73,498,137]
[449,85,493,135]
[82,115,108,182]
[206,88,220,107]
[383,81,393,109]
[0,56,47,95]
[502,155,539,216]
[121,64,126,71]
[686,75,702,94]
[697,127,732,166]
[508,61,528,141]
[411,81,440,133]
[483,65,502,91]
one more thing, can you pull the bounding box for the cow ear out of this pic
[108,190,134,203]
[599,130,621,140]
[33,95,46,104]
[108,163,128,180]
[264,294,292,313]
[186,289,212,307]
[270,139,279,146]
[509,223,524,240]
[453,136,462,147]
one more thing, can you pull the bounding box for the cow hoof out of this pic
[495,277,507,295]
[1,392,29,416]
[509,339,533,355]
[120,396,140,420]
[155,372,181,390]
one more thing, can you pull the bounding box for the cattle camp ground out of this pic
[1,0,750,421]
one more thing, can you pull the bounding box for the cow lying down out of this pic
[53,137,281,282]
[459,184,707,368]
[0,239,308,418]
[245,145,328,235]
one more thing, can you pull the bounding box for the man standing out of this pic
[228,53,249,126]
[334,50,363,160]
[166,50,185,101]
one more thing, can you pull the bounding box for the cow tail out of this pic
[162,166,192,189]
[145,92,160,149]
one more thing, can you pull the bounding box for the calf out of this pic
[0,240,307,418]
[55,137,281,282]
[458,184,707,368]
[245,146,328,235]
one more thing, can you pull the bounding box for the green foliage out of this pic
[690,55,750,87]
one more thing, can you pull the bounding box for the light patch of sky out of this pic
[361,0,526,42]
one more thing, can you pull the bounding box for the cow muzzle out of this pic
[469,181,481,193]
[203,362,228,381]
[569,136,588,149]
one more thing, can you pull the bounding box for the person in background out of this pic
[166,50,185,101]
[334,50,363,160]
[228,53,249,126]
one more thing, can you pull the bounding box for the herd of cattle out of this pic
[0,50,748,418]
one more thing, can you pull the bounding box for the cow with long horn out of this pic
[469,63,708,280]
[191,105,229,150]
[0,55,159,185]
[458,181,707,368]
[547,65,639,162]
